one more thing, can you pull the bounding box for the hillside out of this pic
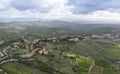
[0,21,120,74]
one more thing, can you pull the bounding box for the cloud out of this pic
[0,0,120,23]
[0,0,12,10]
[68,0,120,14]
[1,7,120,23]
[10,0,70,13]
[0,0,74,19]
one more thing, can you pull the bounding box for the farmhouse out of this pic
[19,49,39,58]
[90,34,103,39]
[39,48,48,55]
[0,52,4,58]
[68,38,79,42]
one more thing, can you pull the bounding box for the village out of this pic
[0,33,117,64]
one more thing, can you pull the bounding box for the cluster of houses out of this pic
[0,51,6,61]
[0,34,85,61]
[0,34,118,62]
[71,34,118,40]
[41,35,85,42]
[39,48,48,55]
[19,48,38,58]
[19,37,48,58]
[0,41,25,61]
[0,37,48,60]
[0,51,8,61]
[90,34,116,40]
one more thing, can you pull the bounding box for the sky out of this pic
[0,0,120,22]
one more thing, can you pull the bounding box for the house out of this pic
[117,61,120,64]
[47,37,58,42]
[68,38,79,42]
[3,49,8,55]
[77,36,82,39]
[0,52,4,58]
[39,48,48,55]
[103,34,113,39]
[90,34,103,39]
[19,49,39,58]
[0,40,4,44]
[14,45,20,50]
[58,35,69,40]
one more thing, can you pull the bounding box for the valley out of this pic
[0,22,120,74]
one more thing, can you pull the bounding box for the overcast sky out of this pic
[0,0,120,22]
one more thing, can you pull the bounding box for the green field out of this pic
[9,49,30,55]
[96,41,120,59]
[0,69,5,74]
[2,62,46,74]
[95,60,110,68]
[103,68,119,74]
[76,57,93,69]
[74,56,94,74]
[95,41,120,74]
[102,49,120,58]
[0,22,120,74]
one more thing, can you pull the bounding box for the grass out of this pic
[96,41,119,49]
[20,60,64,74]
[102,49,120,58]
[0,69,5,74]
[91,66,103,74]
[96,41,120,59]
[76,56,93,70]
[103,68,119,74]
[9,49,30,55]
[43,41,105,74]
[98,42,120,58]
[73,56,94,74]
[44,40,101,58]
[95,60,110,67]
[0,71,5,74]
[2,62,45,74]
[95,41,120,74]
[37,54,49,63]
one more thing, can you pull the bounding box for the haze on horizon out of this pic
[0,0,120,23]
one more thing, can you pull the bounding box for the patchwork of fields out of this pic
[0,23,120,74]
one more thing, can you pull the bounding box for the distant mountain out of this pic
[1,18,120,25]
[0,19,120,32]
[0,18,41,22]
[0,22,7,27]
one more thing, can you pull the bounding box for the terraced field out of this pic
[2,62,46,74]
[73,56,94,74]
[9,49,30,56]
[95,41,120,74]
[0,24,120,74]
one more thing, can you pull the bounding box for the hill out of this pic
[0,21,120,74]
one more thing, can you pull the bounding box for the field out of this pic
[95,41,120,74]
[1,62,46,74]
[103,68,119,74]
[0,69,5,74]
[96,41,120,59]
[0,22,120,74]
[73,56,94,74]
[9,49,30,56]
